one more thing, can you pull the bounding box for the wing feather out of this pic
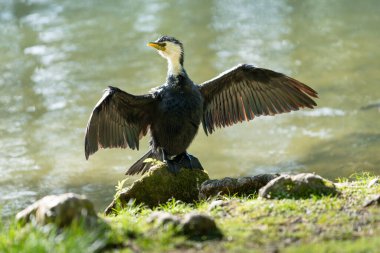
[199,64,318,134]
[84,86,156,159]
[232,84,243,122]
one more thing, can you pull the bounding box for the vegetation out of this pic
[1,173,379,253]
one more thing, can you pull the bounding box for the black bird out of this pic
[84,36,318,175]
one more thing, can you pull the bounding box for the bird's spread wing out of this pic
[198,64,318,134]
[84,86,156,159]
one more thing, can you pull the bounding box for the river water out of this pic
[1,0,379,216]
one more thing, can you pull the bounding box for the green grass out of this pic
[1,173,379,252]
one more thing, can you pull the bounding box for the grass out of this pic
[1,173,379,252]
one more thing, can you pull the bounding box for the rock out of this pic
[364,195,380,207]
[259,173,339,199]
[360,102,380,111]
[208,200,225,211]
[16,193,97,227]
[199,174,279,199]
[105,163,209,214]
[147,211,181,227]
[368,177,379,188]
[147,211,222,239]
[181,212,222,239]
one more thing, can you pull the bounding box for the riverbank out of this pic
[1,173,379,252]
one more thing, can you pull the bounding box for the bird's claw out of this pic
[165,160,182,174]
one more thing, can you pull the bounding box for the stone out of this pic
[105,163,209,214]
[199,174,280,199]
[181,212,222,239]
[361,102,380,112]
[259,173,339,199]
[147,211,222,239]
[364,195,380,207]
[208,200,225,211]
[367,177,379,188]
[16,193,97,227]
[147,211,181,228]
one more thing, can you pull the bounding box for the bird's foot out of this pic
[185,152,194,169]
[182,152,204,171]
[175,152,204,171]
[165,159,182,174]
[163,151,204,174]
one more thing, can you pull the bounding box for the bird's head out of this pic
[148,36,184,69]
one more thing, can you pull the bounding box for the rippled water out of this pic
[1,0,379,216]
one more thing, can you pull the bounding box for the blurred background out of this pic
[1,0,379,216]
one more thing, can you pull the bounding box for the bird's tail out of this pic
[125,149,161,176]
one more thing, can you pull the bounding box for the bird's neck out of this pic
[166,56,184,77]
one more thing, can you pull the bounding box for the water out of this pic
[1,0,379,216]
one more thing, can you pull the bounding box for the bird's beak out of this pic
[147,42,165,51]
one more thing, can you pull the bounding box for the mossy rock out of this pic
[364,194,380,207]
[105,164,209,214]
[259,173,339,199]
[147,211,223,240]
[199,174,280,199]
[16,193,98,227]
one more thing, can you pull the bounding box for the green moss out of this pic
[1,173,380,252]
[106,164,209,213]
[259,173,339,199]
[284,236,380,253]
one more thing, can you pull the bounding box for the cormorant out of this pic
[84,36,318,175]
